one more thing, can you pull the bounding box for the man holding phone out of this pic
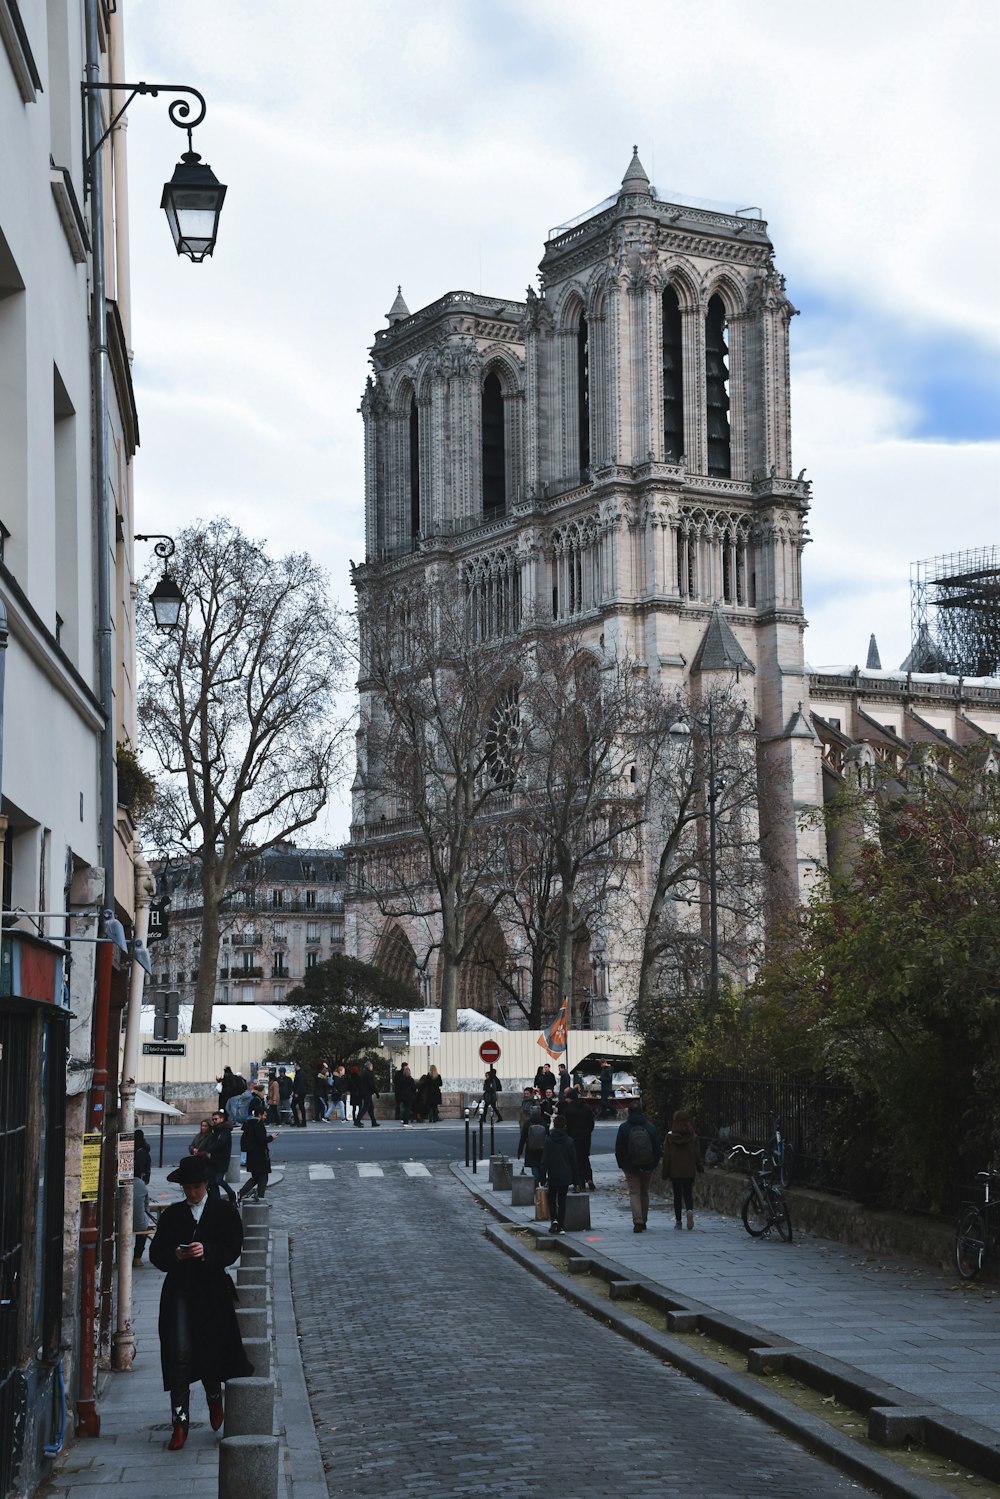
[150,1155,253,1449]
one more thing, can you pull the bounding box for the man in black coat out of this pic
[290,1063,308,1127]
[355,1060,380,1126]
[615,1102,662,1232]
[150,1155,253,1449]
[538,1113,578,1235]
[563,1089,596,1191]
[206,1110,237,1204]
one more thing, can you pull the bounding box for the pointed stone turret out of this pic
[866,633,882,671]
[619,146,650,196]
[690,603,755,678]
[385,286,410,326]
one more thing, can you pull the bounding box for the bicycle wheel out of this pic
[742,1187,769,1237]
[955,1208,986,1280]
[779,1143,796,1189]
[771,1189,794,1242]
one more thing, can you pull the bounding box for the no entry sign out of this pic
[479,1038,501,1064]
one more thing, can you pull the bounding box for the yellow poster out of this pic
[80,1131,103,1202]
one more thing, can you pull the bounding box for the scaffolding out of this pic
[910,548,1000,677]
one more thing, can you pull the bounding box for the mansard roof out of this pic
[690,604,755,676]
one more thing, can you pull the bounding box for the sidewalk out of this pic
[38,1164,324,1499]
[456,1151,1000,1487]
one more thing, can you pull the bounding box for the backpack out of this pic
[527,1122,547,1153]
[230,1090,253,1125]
[626,1122,655,1169]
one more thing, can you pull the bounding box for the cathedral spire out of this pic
[866,633,882,670]
[619,146,650,196]
[385,285,410,325]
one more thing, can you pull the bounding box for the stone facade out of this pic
[346,152,833,1027]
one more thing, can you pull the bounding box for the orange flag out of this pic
[537,998,568,1059]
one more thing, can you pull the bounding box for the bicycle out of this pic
[729,1145,793,1242]
[954,1171,1000,1280]
[769,1116,796,1189]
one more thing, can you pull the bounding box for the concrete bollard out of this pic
[241,1202,271,1229]
[489,1155,512,1190]
[240,1337,271,1379]
[226,1158,242,1186]
[237,1282,268,1309]
[219,1434,278,1499]
[564,1192,592,1231]
[223,1378,275,1439]
[235,1306,267,1341]
[242,1226,269,1246]
[511,1176,536,1207]
[239,1247,268,1268]
[237,1265,267,1289]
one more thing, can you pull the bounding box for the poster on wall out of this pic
[80,1132,103,1202]
[409,1008,441,1046]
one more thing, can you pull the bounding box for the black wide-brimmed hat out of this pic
[166,1155,212,1185]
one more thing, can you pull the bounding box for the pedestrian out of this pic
[534,1063,556,1094]
[396,1063,417,1127]
[150,1154,253,1450]
[207,1110,237,1204]
[347,1064,363,1124]
[599,1060,615,1118]
[477,1066,503,1122]
[315,1061,331,1124]
[539,1113,577,1235]
[326,1064,348,1121]
[517,1105,548,1183]
[392,1064,407,1121]
[276,1066,292,1124]
[355,1060,380,1127]
[133,1127,152,1185]
[217,1065,245,1113]
[189,1117,213,1158]
[424,1064,442,1123]
[225,1079,255,1127]
[266,1070,281,1126]
[132,1175,154,1266]
[238,1098,277,1202]
[516,1086,536,1134]
[290,1063,308,1127]
[615,1101,662,1232]
[557,1062,572,1100]
[539,1088,557,1123]
[563,1088,596,1190]
[663,1109,704,1230]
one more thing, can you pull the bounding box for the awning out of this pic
[134,1087,183,1117]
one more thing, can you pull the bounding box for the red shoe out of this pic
[167,1415,188,1450]
[208,1396,224,1431]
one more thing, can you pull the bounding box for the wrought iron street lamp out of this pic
[135,534,183,630]
[670,700,721,1007]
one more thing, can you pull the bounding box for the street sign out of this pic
[410,1007,441,1046]
[147,894,171,944]
[154,988,180,1041]
[479,1038,501,1064]
[142,1041,187,1056]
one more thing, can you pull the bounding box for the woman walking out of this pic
[663,1109,704,1230]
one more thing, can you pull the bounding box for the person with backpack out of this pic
[538,1113,578,1235]
[517,1105,549,1183]
[217,1066,246,1112]
[225,1083,254,1127]
[615,1101,662,1232]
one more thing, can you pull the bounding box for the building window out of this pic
[331,924,343,943]
[482,372,506,520]
[409,393,421,539]
[705,295,731,478]
[305,889,317,908]
[306,950,319,970]
[465,548,522,643]
[306,922,320,942]
[272,954,288,977]
[273,922,286,940]
[551,521,601,620]
[272,889,285,908]
[662,285,684,462]
[577,314,590,477]
[272,985,286,1002]
[241,984,255,1002]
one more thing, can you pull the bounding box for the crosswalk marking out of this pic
[402,1163,430,1177]
[357,1163,384,1178]
[309,1164,335,1180]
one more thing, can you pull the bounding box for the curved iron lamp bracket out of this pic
[81,81,207,192]
[134,532,176,563]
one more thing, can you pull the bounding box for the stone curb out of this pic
[453,1162,999,1495]
[270,1230,328,1499]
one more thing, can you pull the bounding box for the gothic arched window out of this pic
[408,394,420,540]
[482,372,506,520]
[662,285,684,462]
[577,313,590,478]
[705,294,731,477]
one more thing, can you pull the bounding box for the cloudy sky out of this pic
[123,0,999,840]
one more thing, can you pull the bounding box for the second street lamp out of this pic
[160,148,227,262]
[135,534,183,630]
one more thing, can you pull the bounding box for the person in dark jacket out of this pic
[395,1063,418,1127]
[539,1114,578,1234]
[663,1109,704,1230]
[614,1103,662,1232]
[517,1106,549,1183]
[207,1111,237,1204]
[476,1067,503,1122]
[563,1089,596,1190]
[355,1061,380,1126]
[217,1066,245,1112]
[599,1061,615,1118]
[419,1065,443,1123]
[290,1063,308,1127]
[133,1128,152,1185]
[557,1063,572,1100]
[238,1099,277,1202]
[534,1064,556,1094]
[150,1154,253,1450]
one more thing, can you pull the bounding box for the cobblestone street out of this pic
[283,1163,869,1498]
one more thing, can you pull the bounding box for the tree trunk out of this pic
[439,955,459,1034]
[557,882,575,1026]
[192,885,222,1033]
[529,946,545,1030]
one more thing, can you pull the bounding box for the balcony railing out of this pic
[221,964,263,980]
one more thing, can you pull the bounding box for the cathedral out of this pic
[343,150,834,1029]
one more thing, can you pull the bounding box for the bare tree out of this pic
[631,683,764,1027]
[138,519,351,1032]
[354,570,521,1031]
